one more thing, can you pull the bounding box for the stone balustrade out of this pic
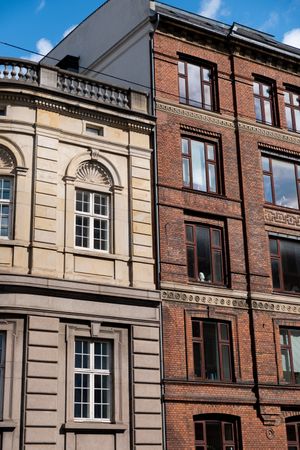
[0,58,148,113]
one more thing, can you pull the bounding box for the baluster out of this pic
[57,74,62,89]
[11,64,17,80]
[103,87,109,101]
[3,62,9,79]
[69,77,75,93]
[62,75,69,92]
[76,80,82,95]
[25,66,32,82]
[110,88,116,105]
[97,85,104,101]
[90,83,96,98]
[31,67,38,84]
[116,90,123,106]
[83,81,89,97]
[123,92,129,109]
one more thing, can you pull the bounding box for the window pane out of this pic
[179,77,186,103]
[195,422,204,441]
[269,239,278,255]
[262,156,270,172]
[290,330,300,383]
[186,225,193,242]
[202,68,210,81]
[196,226,211,282]
[287,424,296,442]
[285,106,293,130]
[253,82,260,95]
[263,175,273,203]
[192,320,201,338]
[187,246,195,279]
[182,158,190,186]
[262,84,270,98]
[187,63,201,107]
[75,215,89,247]
[221,345,231,380]
[281,348,292,382]
[213,250,223,283]
[272,159,298,209]
[193,342,202,377]
[178,61,185,74]
[203,84,212,110]
[254,97,262,121]
[94,194,108,216]
[76,191,90,213]
[280,328,288,346]
[203,322,219,380]
[212,229,221,247]
[207,145,215,160]
[208,164,216,192]
[264,99,272,124]
[206,422,222,448]
[271,258,281,289]
[182,138,189,154]
[224,423,234,441]
[220,323,229,341]
[295,109,300,132]
[280,240,300,292]
[191,141,206,191]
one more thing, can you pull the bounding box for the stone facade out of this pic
[0,60,162,449]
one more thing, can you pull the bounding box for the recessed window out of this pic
[186,224,225,285]
[178,60,216,111]
[287,420,300,449]
[194,417,238,449]
[0,177,13,238]
[192,319,232,381]
[270,237,300,293]
[182,137,218,193]
[280,328,300,385]
[0,107,6,116]
[262,156,300,210]
[74,339,112,421]
[86,125,104,137]
[253,79,276,125]
[285,90,300,133]
[75,190,110,251]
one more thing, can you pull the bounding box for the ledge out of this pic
[63,421,127,433]
[0,420,17,430]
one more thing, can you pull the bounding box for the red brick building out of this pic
[45,1,300,448]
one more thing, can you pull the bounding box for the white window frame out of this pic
[74,339,112,422]
[74,190,110,252]
[0,177,13,240]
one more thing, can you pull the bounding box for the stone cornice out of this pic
[161,289,248,309]
[156,101,234,129]
[0,92,153,134]
[251,300,300,315]
[238,121,300,145]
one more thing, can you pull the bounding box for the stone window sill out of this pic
[0,420,17,430]
[63,421,127,433]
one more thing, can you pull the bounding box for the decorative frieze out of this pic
[264,208,300,229]
[252,300,300,314]
[161,290,248,309]
[238,122,300,145]
[156,101,234,129]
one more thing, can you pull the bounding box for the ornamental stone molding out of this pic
[0,147,15,169]
[252,300,300,314]
[76,161,112,187]
[161,290,248,309]
[238,122,300,145]
[156,101,234,130]
[264,208,300,229]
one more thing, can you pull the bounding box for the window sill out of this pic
[182,187,223,199]
[188,280,227,289]
[63,421,127,433]
[65,247,130,262]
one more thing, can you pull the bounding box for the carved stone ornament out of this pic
[0,147,15,170]
[76,161,112,187]
[161,290,248,309]
[266,428,275,440]
[252,300,300,315]
[264,208,300,230]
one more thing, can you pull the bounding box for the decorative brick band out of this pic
[252,301,300,314]
[161,290,248,309]
[238,122,300,145]
[264,208,300,230]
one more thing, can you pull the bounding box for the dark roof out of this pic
[154,1,300,60]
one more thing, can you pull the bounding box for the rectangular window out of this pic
[0,177,12,238]
[75,190,109,251]
[178,60,216,111]
[195,420,237,450]
[270,237,300,293]
[253,79,276,125]
[182,137,218,193]
[186,224,224,285]
[74,339,112,421]
[262,156,300,210]
[192,320,232,381]
[280,328,300,384]
[285,90,300,133]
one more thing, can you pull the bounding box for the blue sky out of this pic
[1,0,300,60]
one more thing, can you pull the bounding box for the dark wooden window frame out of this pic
[285,88,300,133]
[253,78,278,126]
[262,155,300,210]
[192,319,233,382]
[186,223,225,285]
[269,236,300,293]
[178,57,218,111]
[194,416,239,450]
[280,327,300,385]
[182,136,220,194]
[286,418,300,450]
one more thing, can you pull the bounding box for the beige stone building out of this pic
[0,59,162,449]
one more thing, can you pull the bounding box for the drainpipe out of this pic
[149,9,166,450]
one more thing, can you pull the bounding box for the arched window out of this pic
[286,417,300,449]
[74,160,113,252]
[0,147,16,239]
[194,415,240,450]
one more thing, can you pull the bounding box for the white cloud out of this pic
[260,11,279,32]
[62,24,77,39]
[283,28,300,49]
[198,0,222,19]
[29,38,53,62]
[36,0,46,13]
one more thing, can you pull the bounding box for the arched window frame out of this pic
[0,140,27,241]
[64,148,124,256]
[194,414,241,450]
